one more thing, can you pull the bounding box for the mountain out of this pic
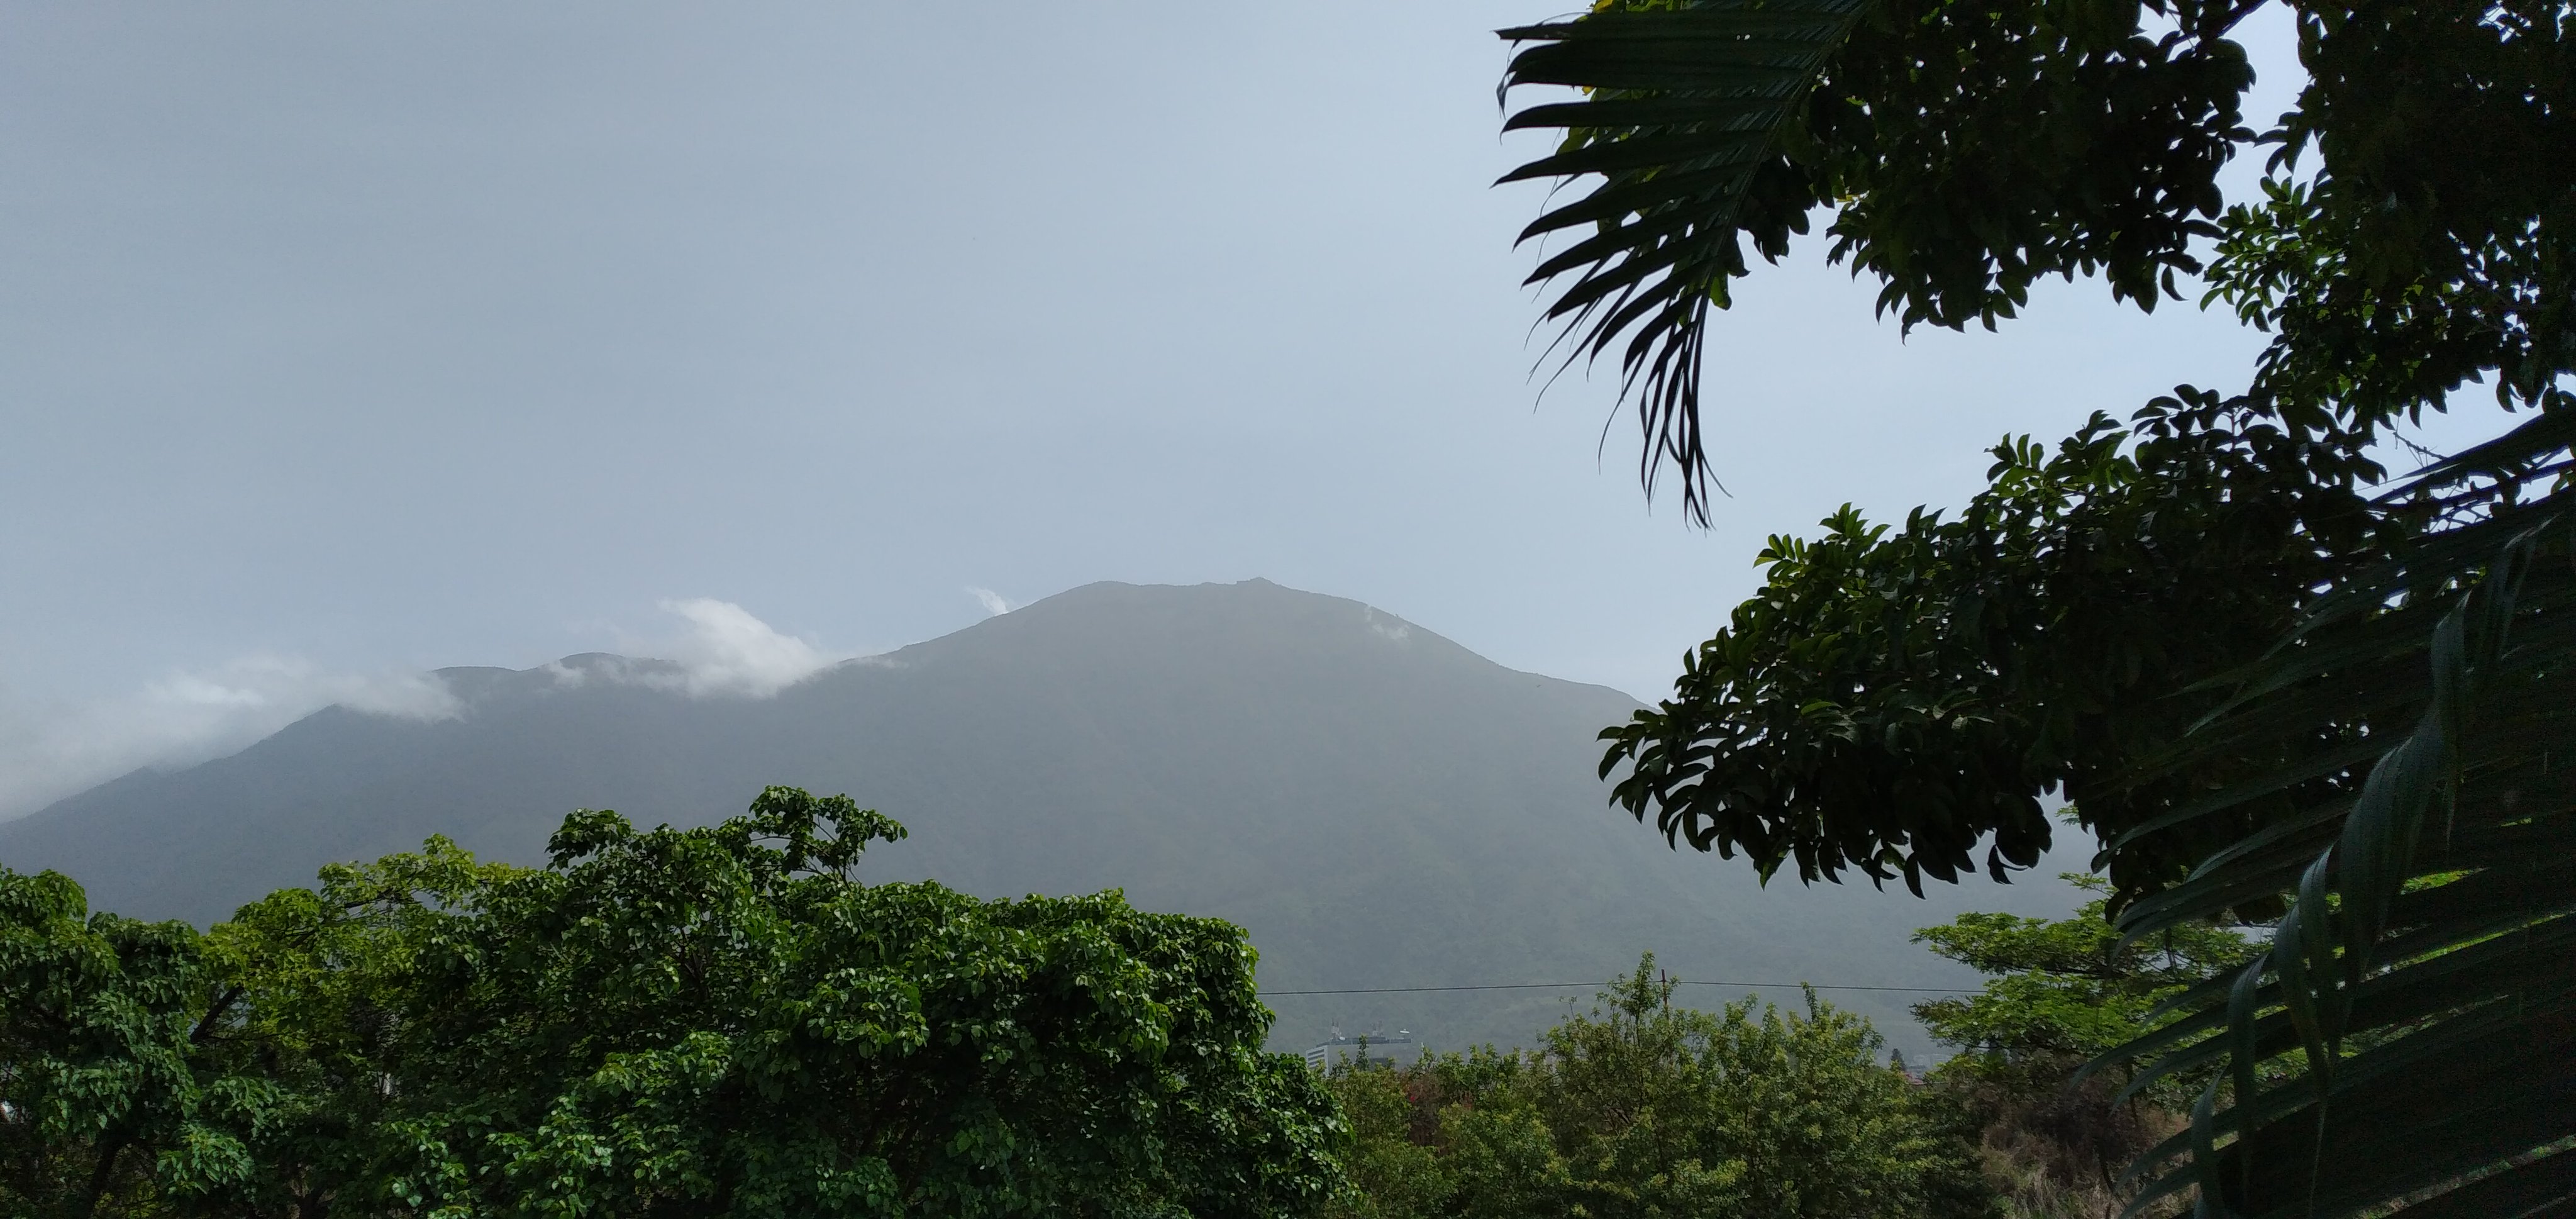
[0,579,2084,1058]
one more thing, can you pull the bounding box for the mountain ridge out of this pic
[0,578,2082,1057]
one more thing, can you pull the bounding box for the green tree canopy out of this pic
[1506,0,2567,511]
[1913,874,2253,1076]
[1,787,1343,1218]
[1501,0,2571,896]
[1910,878,2255,1216]
[1324,957,1996,1219]
[0,869,266,1218]
[1495,0,2573,1212]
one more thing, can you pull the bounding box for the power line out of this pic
[1259,979,1977,997]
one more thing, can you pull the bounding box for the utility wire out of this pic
[1259,979,1977,997]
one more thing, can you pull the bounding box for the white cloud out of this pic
[1364,607,1411,643]
[638,599,849,697]
[0,601,844,821]
[966,586,1014,617]
[0,657,458,821]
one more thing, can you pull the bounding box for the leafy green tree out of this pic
[1910,877,2253,1216]
[1491,0,2573,1211]
[3,787,1344,1218]
[0,870,276,1217]
[1913,875,2253,1084]
[1324,956,1996,1218]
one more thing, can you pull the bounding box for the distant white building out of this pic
[1304,1029,1414,1072]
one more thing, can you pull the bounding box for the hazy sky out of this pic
[0,2,2490,818]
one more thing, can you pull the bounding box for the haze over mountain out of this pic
[0,579,2085,1059]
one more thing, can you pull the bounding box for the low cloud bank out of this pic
[542,599,856,698]
[0,600,850,822]
[0,658,458,821]
[641,598,850,696]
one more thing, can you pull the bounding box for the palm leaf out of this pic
[2099,413,2576,1218]
[1499,0,1866,525]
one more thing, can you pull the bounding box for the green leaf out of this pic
[1499,0,1867,525]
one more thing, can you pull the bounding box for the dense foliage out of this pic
[0,788,1343,1218]
[1496,0,2572,1211]
[1911,879,2253,1216]
[1914,877,2250,1084]
[1506,0,2573,896]
[1505,0,2569,520]
[2097,447,2576,1218]
[1600,398,2388,899]
[1321,957,1996,1219]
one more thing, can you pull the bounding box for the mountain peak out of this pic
[875,579,1485,695]
[0,580,2065,1061]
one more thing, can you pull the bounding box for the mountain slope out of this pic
[0,579,2084,1056]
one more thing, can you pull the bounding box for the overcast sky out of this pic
[0,1,2493,818]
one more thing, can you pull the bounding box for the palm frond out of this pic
[2101,412,2576,1218]
[1499,0,1865,525]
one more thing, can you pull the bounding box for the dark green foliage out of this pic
[1499,0,2575,1211]
[1323,957,1997,1218]
[1,787,1343,1218]
[1597,394,2389,900]
[1536,0,2575,905]
[2099,438,2576,1219]
[1505,0,2267,520]
[2211,3,2576,425]
[1503,0,2571,510]
[1498,0,1872,516]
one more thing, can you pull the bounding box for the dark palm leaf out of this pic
[1499,0,1866,525]
[2100,411,2576,1218]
